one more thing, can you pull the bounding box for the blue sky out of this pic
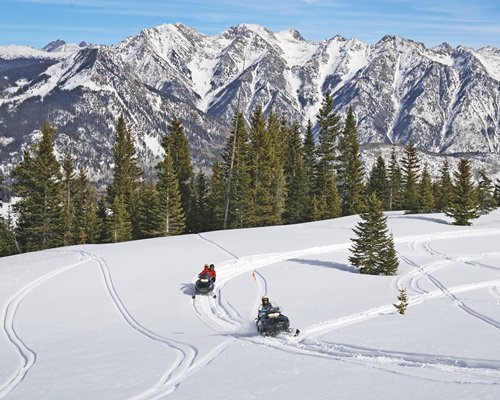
[1,0,499,49]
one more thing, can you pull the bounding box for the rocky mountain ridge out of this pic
[0,23,499,183]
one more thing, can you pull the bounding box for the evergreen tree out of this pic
[0,174,18,256]
[283,121,309,224]
[349,193,399,275]
[136,180,162,239]
[435,157,453,212]
[207,160,226,230]
[220,112,254,229]
[248,108,285,227]
[476,169,496,214]
[191,170,210,233]
[314,93,341,219]
[107,113,142,239]
[401,141,420,213]
[337,106,364,215]
[0,212,18,257]
[418,163,435,213]
[445,158,480,226]
[11,120,65,252]
[393,288,409,315]
[107,194,132,243]
[61,153,77,245]
[367,155,390,209]
[72,167,100,244]
[302,119,316,219]
[494,179,500,207]
[388,146,404,210]
[163,116,194,230]
[156,148,186,235]
[96,196,108,243]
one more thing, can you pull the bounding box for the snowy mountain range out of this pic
[1,23,500,182]
[1,210,500,399]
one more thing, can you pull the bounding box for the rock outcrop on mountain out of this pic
[1,23,499,182]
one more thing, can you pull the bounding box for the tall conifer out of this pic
[418,163,435,213]
[435,157,453,212]
[283,121,309,224]
[337,106,364,215]
[445,158,480,225]
[349,193,398,275]
[388,146,404,210]
[476,169,496,214]
[401,141,420,213]
[367,155,390,209]
[163,116,194,230]
[156,147,186,235]
[12,120,65,251]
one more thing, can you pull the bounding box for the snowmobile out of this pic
[192,274,216,299]
[256,306,299,336]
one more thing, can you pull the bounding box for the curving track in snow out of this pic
[0,252,91,399]
[194,228,500,384]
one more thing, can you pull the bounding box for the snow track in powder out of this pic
[195,228,500,384]
[0,252,91,399]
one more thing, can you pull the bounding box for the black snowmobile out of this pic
[192,274,216,299]
[256,306,298,336]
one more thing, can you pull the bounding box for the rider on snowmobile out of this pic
[200,264,216,282]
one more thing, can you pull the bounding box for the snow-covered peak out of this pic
[0,45,65,60]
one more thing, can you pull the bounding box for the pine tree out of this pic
[314,93,341,220]
[476,169,496,214]
[219,112,254,229]
[191,170,210,233]
[0,212,18,257]
[418,163,435,213]
[72,167,100,244]
[11,120,65,252]
[156,148,186,235]
[494,179,500,207]
[401,141,420,213]
[337,106,364,215]
[388,146,404,210]
[445,158,480,226]
[61,153,77,245]
[0,174,18,256]
[163,116,194,230]
[136,180,162,239]
[393,288,409,315]
[248,106,285,227]
[302,119,316,219]
[207,160,226,230]
[107,194,132,243]
[283,121,309,224]
[107,113,142,240]
[367,155,390,209]
[96,196,108,243]
[349,193,399,275]
[435,157,453,212]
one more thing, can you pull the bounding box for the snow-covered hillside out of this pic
[1,210,499,399]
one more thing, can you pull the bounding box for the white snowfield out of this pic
[1,210,499,399]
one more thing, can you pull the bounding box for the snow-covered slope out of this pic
[1,24,500,181]
[1,210,500,399]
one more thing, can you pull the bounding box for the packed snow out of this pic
[1,210,500,399]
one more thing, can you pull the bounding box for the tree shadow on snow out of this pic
[389,214,451,225]
[290,258,357,273]
[181,282,195,296]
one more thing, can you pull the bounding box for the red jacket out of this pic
[200,267,216,280]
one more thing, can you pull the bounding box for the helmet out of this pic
[262,296,269,304]
[209,264,215,270]
[204,264,209,268]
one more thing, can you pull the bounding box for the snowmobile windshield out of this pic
[198,274,212,281]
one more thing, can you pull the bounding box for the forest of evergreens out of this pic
[1,93,499,269]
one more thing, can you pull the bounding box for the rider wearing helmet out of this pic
[200,263,216,282]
